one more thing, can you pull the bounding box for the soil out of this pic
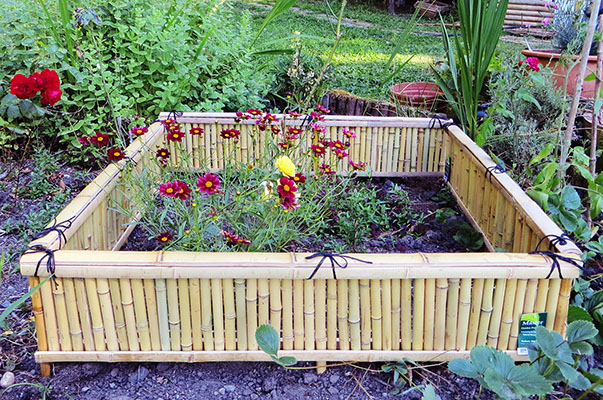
[123,177,476,254]
[1,163,602,400]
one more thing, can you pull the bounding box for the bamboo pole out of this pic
[52,278,73,351]
[412,279,425,350]
[509,279,527,349]
[120,278,139,351]
[337,280,349,350]
[132,279,152,351]
[234,278,248,350]
[497,279,517,350]
[155,279,171,351]
[223,278,236,351]
[370,279,383,350]
[282,279,293,350]
[360,279,371,350]
[523,278,538,314]
[456,278,472,351]
[401,279,412,350]
[304,280,315,351]
[327,280,338,350]
[349,279,361,350]
[211,278,224,350]
[445,278,460,350]
[269,279,282,334]
[466,279,484,349]
[143,279,161,351]
[554,279,572,336]
[84,278,105,351]
[423,278,436,350]
[108,278,128,351]
[258,279,269,327]
[189,278,203,351]
[477,279,495,346]
[315,279,327,373]
[74,278,94,351]
[167,279,181,351]
[434,278,448,350]
[293,279,304,350]
[487,279,507,348]
[200,278,214,351]
[30,277,50,376]
[535,279,550,313]
[391,279,401,350]
[382,279,392,350]
[544,279,561,331]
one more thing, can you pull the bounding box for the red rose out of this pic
[10,74,36,99]
[41,88,62,106]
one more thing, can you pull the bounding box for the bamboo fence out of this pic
[20,113,582,376]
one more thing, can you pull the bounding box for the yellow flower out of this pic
[275,155,295,177]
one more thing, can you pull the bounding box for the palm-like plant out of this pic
[432,0,509,140]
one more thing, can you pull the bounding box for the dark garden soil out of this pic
[1,164,603,400]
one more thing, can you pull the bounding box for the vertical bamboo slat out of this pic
[487,279,507,348]
[370,279,382,350]
[509,279,527,349]
[234,278,248,350]
[360,279,371,350]
[132,279,152,351]
[200,278,214,351]
[120,278,139,351]
[434,278,448,350]
[211,278,224,350]
[445,278,460,350]
[52,279,73,351]
[391,279,401,350]
[326,280,338,350]
[293,280,304,350]
[423,278,435,350]
[223,278,236,351]
[304,280,315,351]
[258,279,269,327]
[545,279,561,330]
[189,278,203,350]
[143,279,161,351]
[497,279,517,350]
[108,279,128,351]
[554,279,572,336]
[382,279,392,350]
[282,279,293,350]
[74,278,94,351]
[349,279,361,350]
[84,279,105,351]
[315,279,327,373]
[155,279,171,351]
[269,279,282,335]
[337,280,349,350]
[456,278,472,351]
[401,279,412,350]
[412,279,425,350]
[178,279,193,351]
[477,279,495,346]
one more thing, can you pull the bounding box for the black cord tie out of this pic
[528,250,583,279]
[23,245,58,288]
[485,164,506,183]
[534,233,573,252]
[428,115,455,130]
[305,252,373,280]
[32,216,75,249]
[166,110,184,121]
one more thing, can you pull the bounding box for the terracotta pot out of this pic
[389,82,443,109]
[521,49,598,98]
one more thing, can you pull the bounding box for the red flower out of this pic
[349,160,366,171]
[310,111,324,121]
[222,230,252,245]
[78,136,90,146]
[310,144,326,157]
[287,127,303,138]
[167,130,184,142]
[264,112,278,123]
[311,122,326,136]
[10,74,37,99]
[247,108,262,116]
[519,57,541,72]
[30,69,60,91]
[190,126,204,135]
[293,173,306,184]
[278,142,292,149]
[315,104,330,114]
[161,118,176,125]
[40,88,62,106]
[280,195,299,210]
[131,126,148,136]
[159,181,190,199]
[343,128,356,139]
[108,147,126,161]
[157,232,174,244]
[197,173,221,194]
[271,125,281,135]
[287,111,302,118]
[335,148,348,159]
[255,121,267,131]
[156,148,171,159]
[319,163,335,175]
[220,128,241,140]
[235,111,251,121]
[330,140,346,150]
[90,132,110,146]
[277,176,298,198]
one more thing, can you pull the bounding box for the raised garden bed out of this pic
[20,113,581,377]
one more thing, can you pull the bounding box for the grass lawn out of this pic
[237,0,529,100]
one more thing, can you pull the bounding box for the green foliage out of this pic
[451,221,484,251]
[381,358,417,395]
[0,275,52,329]
[255,324,297,367]
[570,276,603,346]
[435,208,455,223]
[432,0,509,139]
[449,346,552,399]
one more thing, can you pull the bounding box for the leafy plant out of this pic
[0,275,52,329]
[449,345,553,399]
[570,276,603,346]
[381,358,417,395]
[255,324,297,367]
[451,221,484,251]
[432,0,509,139]
[435,208,455,223]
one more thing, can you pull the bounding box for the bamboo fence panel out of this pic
[20,115,584,372]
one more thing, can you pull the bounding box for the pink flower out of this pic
[349,160,366,171]
[519,57,541,72]
[335,148,348,159]
[319,163,335,175]
[197,173,221,194]
[310,144,326,157]
[131,126,148,136]
[542,17,550,26]
[343,128,356,139]
[159,181,191,200]
[310,111,324,121]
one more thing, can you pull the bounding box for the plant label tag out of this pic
[517,312,547,356]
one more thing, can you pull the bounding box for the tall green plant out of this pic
[432,0,509,139]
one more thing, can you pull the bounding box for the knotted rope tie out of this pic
[150,110,185,125]
[32,216,75,249]
[528,250,583,279]
[428,115,455,130]
[533,233,573,252]
[485,164,506,183]
[305,252,373,280]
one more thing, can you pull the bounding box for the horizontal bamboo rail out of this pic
[20,114,581,375]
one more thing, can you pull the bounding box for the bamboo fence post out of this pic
[84,278,105,351]
[52,278,72,352]
[349,280,361,350]
[456,278,472,351]
[74,278,94,351]
[143,279,161,351]
[234,278,248,350]
[497,279,517,350]
[30,277,51,376]
[412,279,425,351]
[155,279,171,351]
[434,278,448,350]
[487,279,507,348]
[211,278,225,351]
[391,279,401,350]
[304,280,315,351]
[477,279,495,346]
[258,279,270,327]
[282,279,293,350]
[189,278,203,351]
[200,278,214,351]
[167,279,181,351]
[315,279,327,373]
[370,279,383,350]
[382,279,392,350]
[545,279,562,331]
[360,279,371,350]
[269,279,282,335]
[132,279,152,351]
[554,279,572,337]
[445,278,460,350]
[108,279,128,351]
[509,279,527,349]
[466,278,484,349]
[294,280,304,350]
[223,278,236,351]
[327,280,338,351]
[337,280,350,350]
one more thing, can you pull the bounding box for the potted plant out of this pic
[522,0,599,97]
